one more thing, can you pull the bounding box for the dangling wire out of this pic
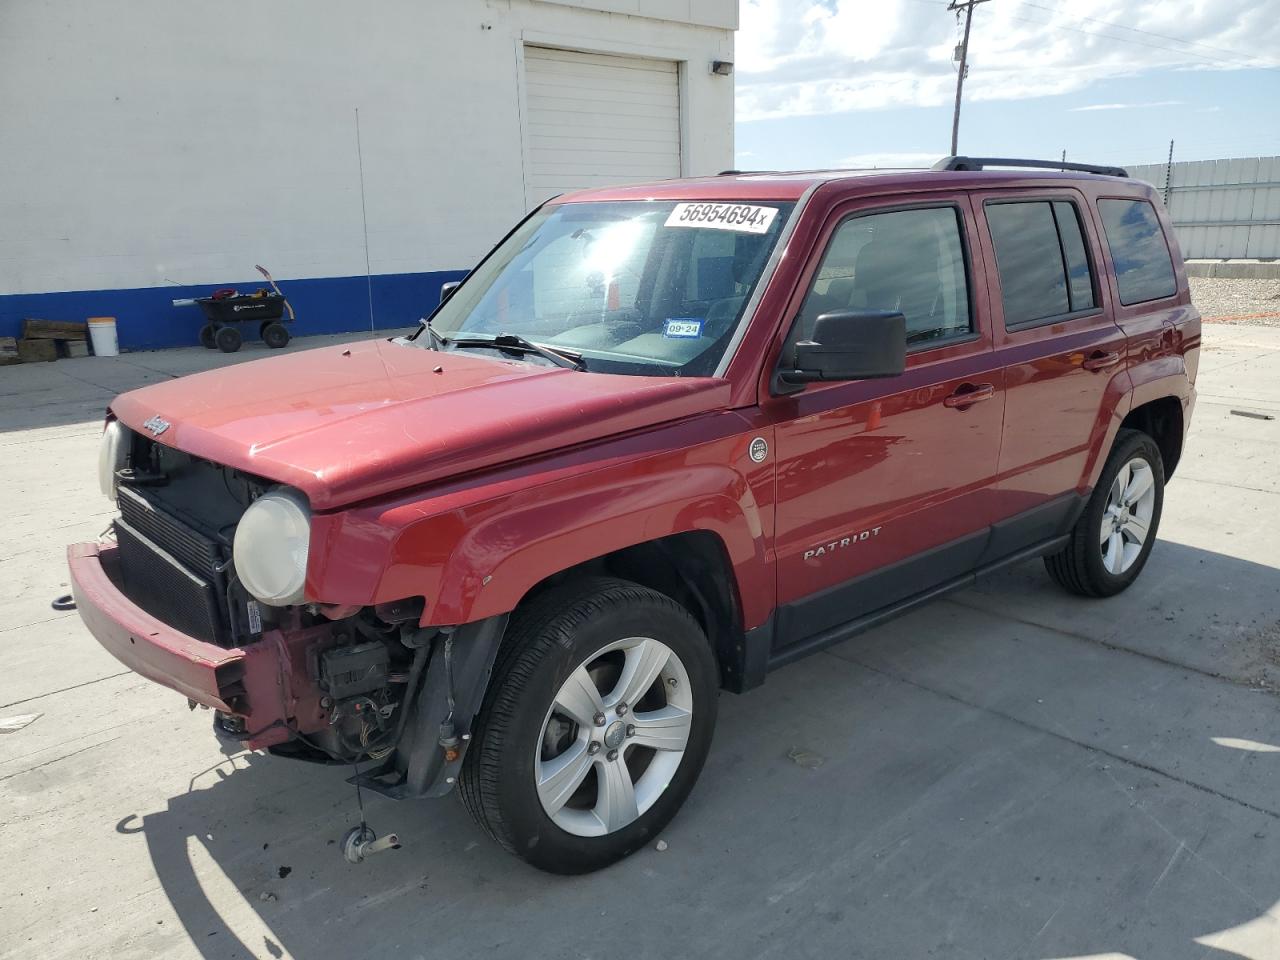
[351,758,367,834]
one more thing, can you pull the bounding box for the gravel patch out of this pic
[1189,276,1280,326]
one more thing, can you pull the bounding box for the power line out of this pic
[915,0,1280,69]
[1013,0,1278,66]
[1003,12,1251,68]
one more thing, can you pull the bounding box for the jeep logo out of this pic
[142,415,171,437]
[804,526,882,560]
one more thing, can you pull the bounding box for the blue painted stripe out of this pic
[0,270,466,351]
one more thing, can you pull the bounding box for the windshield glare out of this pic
[426,199,795,376]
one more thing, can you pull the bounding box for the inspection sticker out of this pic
[665,202,779,234]
[663,318,704,339]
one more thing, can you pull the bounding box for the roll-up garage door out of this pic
[523,46,681,208]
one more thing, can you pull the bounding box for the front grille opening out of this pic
[111,446,273,648]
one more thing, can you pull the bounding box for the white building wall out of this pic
[0,0,735,345]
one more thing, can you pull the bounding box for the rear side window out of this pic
[1098,198,1177,305]
[1053,202,1096,312]
[986,200,1097,327]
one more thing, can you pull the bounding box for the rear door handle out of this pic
[943,383,995,408]
[1082,350,1122,371]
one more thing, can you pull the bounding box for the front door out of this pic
[765,196,1005,656]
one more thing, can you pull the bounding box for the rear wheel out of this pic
[199,324,217,349]
[1045,428,1164,597]
[459,578,718,874]
[214,325,243,353]
[262,321,290,349]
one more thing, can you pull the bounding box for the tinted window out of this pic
[1053,201,1096,311]
[788,206,971,356]
[986,202,1070,326]
[1098,198,1177,305]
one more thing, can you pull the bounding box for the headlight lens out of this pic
[98,420,128,500]
[233,487,311,606]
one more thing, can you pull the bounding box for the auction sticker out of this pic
[665,202,779,234]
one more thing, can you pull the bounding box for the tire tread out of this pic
[458,577,701,866]
[1044,428,1164,597]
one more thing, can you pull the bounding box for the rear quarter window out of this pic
[1098,198,1177,305]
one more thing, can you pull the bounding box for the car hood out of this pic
[111,339,731,509]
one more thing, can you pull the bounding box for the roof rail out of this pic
[933,156,1128,178]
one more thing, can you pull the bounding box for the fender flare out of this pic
[426,463,768,626]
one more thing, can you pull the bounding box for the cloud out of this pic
[837,151,940,168]
[736,0,1280,122]
[1069,100,1185,111]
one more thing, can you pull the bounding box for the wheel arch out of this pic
[512,530,750,693]
[1120,395,1184,479]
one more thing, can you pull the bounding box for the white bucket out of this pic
[87,317,119,357]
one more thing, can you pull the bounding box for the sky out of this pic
[733,0,1280,171]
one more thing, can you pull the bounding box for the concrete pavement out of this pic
[1,326,1277,960]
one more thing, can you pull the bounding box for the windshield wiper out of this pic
[447,332,586,371]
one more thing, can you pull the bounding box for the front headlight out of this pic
[98,420,128,500]
[233,487,311,606]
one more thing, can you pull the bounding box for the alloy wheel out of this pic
[1100,456,1156,575]
[536,636,692,837]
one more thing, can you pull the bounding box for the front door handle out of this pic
[943,383,995,408]
[1082,350,1122,371]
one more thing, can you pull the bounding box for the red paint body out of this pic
[70,168,1199,745]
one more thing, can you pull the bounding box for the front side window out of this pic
[1098,198,1177,305]
[785,205,972,362]
[423,199,795,377]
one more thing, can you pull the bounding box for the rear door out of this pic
[975,190,1129,554]
[765,195,1005,654]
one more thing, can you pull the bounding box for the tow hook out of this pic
[341,824,400,864]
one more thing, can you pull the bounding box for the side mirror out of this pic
[776,310,906,389]
[440,280,462,304]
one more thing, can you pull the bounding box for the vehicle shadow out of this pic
[126,538,1278,960]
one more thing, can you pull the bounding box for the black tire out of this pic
[262,322,290,349]
[199,324,217,349]
[214,325,242,353]
[1045,428,1165,597]
[459,577,718,874]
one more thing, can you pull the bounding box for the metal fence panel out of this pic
[1125,156,1280,259]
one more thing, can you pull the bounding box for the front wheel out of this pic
[1045,428,1165,597]
[459,578,718,874]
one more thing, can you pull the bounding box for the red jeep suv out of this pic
[69,157,1199,873]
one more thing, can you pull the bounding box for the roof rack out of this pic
[933,156,1128,178]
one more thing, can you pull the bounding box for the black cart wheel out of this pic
[199,324,217,349]
[215,325,243,353]
[262,322,290,349]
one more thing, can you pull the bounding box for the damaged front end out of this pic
[70,424,504,800]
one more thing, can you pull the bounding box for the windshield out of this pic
[423,199,795,376]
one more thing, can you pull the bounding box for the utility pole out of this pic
[1163,139,1175,206]
[948,0,991,156]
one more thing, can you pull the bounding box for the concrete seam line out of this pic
[827,651,1280,822]
[941,596,1277,697]
[0,670,133,710]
